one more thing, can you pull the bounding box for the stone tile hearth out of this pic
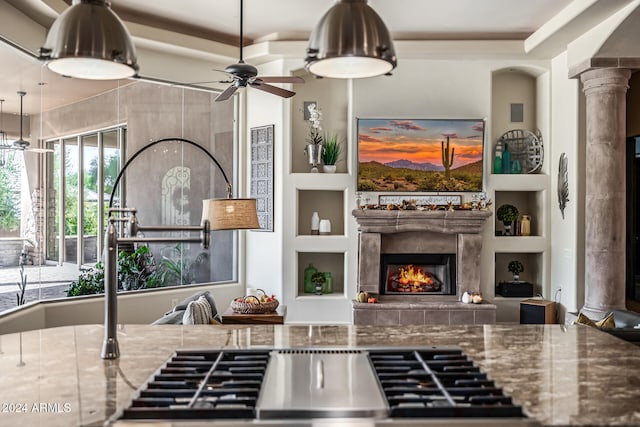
[353,300,497,325]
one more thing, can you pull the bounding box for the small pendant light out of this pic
[39,0,138,80]
[305,0,397,79]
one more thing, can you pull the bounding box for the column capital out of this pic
[580,68,631,95]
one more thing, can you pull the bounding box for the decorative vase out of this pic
[304,143,323,173]
[319,219,331,235]
[323,165,336,173]
[520,215,531,236]
[322,272,333,294]
[511,159,522,174]
[502,143,511,174]
[311,211,320,235]
[493,151,502,174]
[303,263,317,293]
[502,221,512,236]
[513,273,520,282]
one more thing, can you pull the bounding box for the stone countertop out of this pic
[0,324,639,426]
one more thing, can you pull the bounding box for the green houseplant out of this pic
[311,272,326,295]
[508,260,524,281]
[67,261,105,296]
[118,245,157,291]
[155,243,209,286]
[66,245,166,296]
[496,204,519,235]
[321,134,341,173]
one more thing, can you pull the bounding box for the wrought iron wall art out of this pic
[250,125,274,231]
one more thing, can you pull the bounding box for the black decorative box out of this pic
[496,281,533,297]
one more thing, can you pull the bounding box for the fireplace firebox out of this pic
[380,253,456,296]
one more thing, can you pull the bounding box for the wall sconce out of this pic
[102,138,259,359]
[39,0,138,80]
[305,0,397,79]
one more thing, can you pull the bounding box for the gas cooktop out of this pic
[110,347,540,426]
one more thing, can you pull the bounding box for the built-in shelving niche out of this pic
[494,190,545,237]
[290,69,348,174]
[297,251,345,297]
[495,252,543,296]
[297,190,345,236]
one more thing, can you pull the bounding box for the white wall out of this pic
[353,59,491,119]
[550,51,583,316]
[244,59,291,300]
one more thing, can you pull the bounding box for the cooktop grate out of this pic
[369,348,525,418]
[116,347,531,424]
[120,350,270,420]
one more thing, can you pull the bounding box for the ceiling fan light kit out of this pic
[0,91,53,154]
[39,0,138,80]
[305,0,397,79]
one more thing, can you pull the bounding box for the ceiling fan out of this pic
[0,91,52,154]
[210,0,304,102]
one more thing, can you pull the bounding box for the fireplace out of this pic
[352,209,495,325]
[381,253,456,296]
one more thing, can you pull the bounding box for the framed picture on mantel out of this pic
[250,125,274,232]
[357,118,485,192]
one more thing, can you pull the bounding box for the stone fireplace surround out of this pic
[352,209,496,325]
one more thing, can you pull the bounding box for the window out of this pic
[46,127,125,266]
[39,82,237,300]
[0,152,21,237]
[0,82,237,313]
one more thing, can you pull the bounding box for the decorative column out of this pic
[580,68,630,318]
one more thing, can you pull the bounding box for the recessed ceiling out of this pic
[109,0,574,43]
[1,0,576,115]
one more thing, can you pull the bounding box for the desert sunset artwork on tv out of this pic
[357,118,485,192]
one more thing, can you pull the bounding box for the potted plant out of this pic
[508,260,524,281]
[321,134,341,173]
[496,204,519,235]
[303,103,323,172]
[311,272,326,295]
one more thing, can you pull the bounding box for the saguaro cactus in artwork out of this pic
[441,136,455,179]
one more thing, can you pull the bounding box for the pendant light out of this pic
[0,99,8,167]
[39,0,138,80]
[305,0,397,79]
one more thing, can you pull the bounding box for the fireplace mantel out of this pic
[352,209,492,234]
[352,208,495,325]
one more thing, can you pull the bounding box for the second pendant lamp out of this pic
[305,0,397,79]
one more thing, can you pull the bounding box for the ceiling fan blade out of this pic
[257,76,305,84]
[250,81,296,98]
[215,84,239,102]
[188,79,235,85]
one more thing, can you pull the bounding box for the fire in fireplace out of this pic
[381,253,456,295]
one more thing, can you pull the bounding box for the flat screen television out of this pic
[357,118,485,192]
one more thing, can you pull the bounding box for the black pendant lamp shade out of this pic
[305,0,396,78]
[39,0,138,80]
